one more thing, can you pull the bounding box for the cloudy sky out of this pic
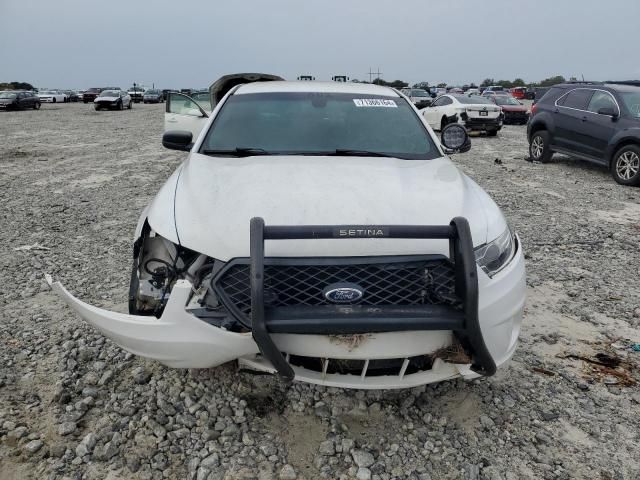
[2,0,638,90]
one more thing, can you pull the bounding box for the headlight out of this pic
[474,227,516,277]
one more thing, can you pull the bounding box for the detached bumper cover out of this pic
[45,275,259,368]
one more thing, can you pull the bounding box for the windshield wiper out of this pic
[202,147,272,157]
[330,149,396,158]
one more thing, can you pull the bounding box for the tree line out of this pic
[351,75,571,90]
[0,81,35,91]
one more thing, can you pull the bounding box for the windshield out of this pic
[620,92,640,117]
[455,95,493,105]
[0,92,17,99]
[411,90,429,97]
[100,90,119,97]
[145,90,159,95]
[494,96,520,106]
[200,92,439,160]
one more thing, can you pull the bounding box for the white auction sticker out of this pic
[353,99,397,108]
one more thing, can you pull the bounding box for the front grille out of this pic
[213,257,460,319]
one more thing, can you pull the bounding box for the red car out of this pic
[509,87,526,99]
[489,95,529,125]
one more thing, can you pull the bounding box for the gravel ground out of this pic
[1,102,639,480]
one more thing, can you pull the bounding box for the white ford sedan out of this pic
[422,94,503,136]
[48,78,526,389]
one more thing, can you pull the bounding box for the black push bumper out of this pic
[248,217,496,382]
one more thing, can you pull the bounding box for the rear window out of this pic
[201,92,440,160]
[559,89,593,110]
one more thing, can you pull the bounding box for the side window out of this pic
[433,96,452,107]
[560,89,593,110]
[587,91,617,114]
[168,93,205,117]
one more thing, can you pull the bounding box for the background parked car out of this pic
[524,87,536,100]
[528,81,640,186]
[466,88,480,96]
[94,90,132,110]
[142,89,164,103]
[128,87,145,103]
[83,88,103,103]
[0,91,41,110]
[62,90,81,102]
[509,87,526,99]
[489,95,529,124]
[400,88,432,108]
[37,90,67,103]
[421,94,502,136]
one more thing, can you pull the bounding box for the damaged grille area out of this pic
[213,257,460,320]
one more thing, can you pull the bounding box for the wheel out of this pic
[487,130,498,137]
[52,98,56,103]
[611,145,640,186]
[529,130,553,163]
[440,117,448,131]
[118,100,123,110]
[128,100,132,109]
[83,100,88,104]
[34,102,40,110]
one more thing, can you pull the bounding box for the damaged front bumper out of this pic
[46,217,526,389]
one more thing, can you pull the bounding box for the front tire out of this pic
[128,100,132,109]
[34,102,40,110]
[487,130,498,137]
[52,98,56,103]
[95,105,100,111]
[118,100,123,110]
[611,145,640,186]
[440,117,448,132]
[529,130,553,163]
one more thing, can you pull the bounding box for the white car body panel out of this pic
[49,80,526,389]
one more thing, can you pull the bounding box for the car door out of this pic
[581,90,620,162]
[553,88,594,155]
[164,92,209,138]
[423,96,447,128]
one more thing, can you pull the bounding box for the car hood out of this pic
[146,154,507,261]
[0,99,15,104]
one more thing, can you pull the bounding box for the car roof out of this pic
[235,81,400,96]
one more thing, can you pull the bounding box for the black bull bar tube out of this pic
[249,217,496,382]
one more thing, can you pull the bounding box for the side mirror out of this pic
[162,130,193,151]
[441,123,471,154]
[597,106,618,118]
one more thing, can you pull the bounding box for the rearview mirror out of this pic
[441,123,471,154]
[597,106,618,118]
[162,130,193,151]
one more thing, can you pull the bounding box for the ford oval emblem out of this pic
[323,283,365,303]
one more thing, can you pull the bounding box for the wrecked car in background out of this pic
[48,74,526,389]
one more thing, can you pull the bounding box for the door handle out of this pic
[581,116,588,122]
[553,108,559,114]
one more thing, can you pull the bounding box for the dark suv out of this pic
[527,81,640,186]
